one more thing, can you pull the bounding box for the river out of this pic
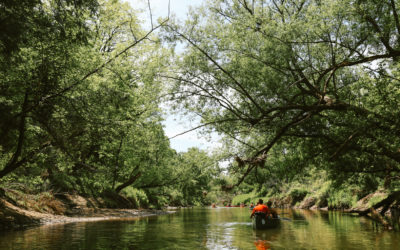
[0,207,399,249]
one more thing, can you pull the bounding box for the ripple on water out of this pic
[0,208,399,250]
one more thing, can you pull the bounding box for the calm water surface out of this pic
[0,208,399,249]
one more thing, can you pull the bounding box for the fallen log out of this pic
[347,191,400,230]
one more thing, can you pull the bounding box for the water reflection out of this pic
[254,239,270,250]
[0,208,399,249]
[252,228,280,250]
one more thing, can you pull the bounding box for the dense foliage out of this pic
[0,0,219,208]
[164,0,400,195]
[1,0,400,211]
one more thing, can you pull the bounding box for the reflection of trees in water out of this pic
[290,209,307,220]
[140,209,211,249]
[1,208,400,249]
[206,207,253,249]
[284,209,309,228]
[252,227,280,250]
[0,223,68,249]
[276,209,399,250]
[318,210,377,232]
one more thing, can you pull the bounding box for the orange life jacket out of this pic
[251,204,269,216]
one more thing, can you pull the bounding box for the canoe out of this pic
[252,212,280,230]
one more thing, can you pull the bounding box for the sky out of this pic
[132,0,204,19]
[126,0,219,153]
[127,0,204,26]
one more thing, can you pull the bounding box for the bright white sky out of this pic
[126,0,220,153]
[129,0,204,21]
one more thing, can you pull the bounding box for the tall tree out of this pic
[165,0,400,188]
[0,0,169,185]
[0,0,98,179]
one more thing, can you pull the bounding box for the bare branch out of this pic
[168,26,265,114]
[329,131,358,160]
[364,14,394,53]
[253,112,312,159]
[168,0,171,19]
[390,0,400,36]
[147,0,153,29]
[168,119,238,139]
[239,0,254,15]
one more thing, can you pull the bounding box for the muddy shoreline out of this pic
[0,196,177,231]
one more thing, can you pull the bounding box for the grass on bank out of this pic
[230,176,379,209]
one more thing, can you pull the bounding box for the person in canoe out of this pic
[266,201,278,219]
[250,199,269,219]
[251,199,281,229]
[249,202,255,209]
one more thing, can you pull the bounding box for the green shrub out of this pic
[327,189,358,209]
[232,193,254,205]
[241,195,270,206]
[256,186,268,197]
[149,195,168,209]
[314,181,331,207]
[289,188,308,205]
[122,187,149,208]
[203,191,218,205]
[168,189,184,206]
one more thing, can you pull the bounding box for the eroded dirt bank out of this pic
[0,189,175,230]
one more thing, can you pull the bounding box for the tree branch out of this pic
[169,26,265,113]
[168,118,238,139]
[390,0,400,36]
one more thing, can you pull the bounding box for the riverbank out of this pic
[0,188,176,230]
[1,198,174,229]
[230,189,400,230]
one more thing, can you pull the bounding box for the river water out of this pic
[0,207,399,249]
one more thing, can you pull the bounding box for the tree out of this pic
[0,0,169,185]
[0,0,99,179]
[176,148,219,205]
[164,0,400,188]
[138,147,220,206]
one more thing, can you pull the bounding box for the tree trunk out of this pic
[115,166,141,193]
[348,191,400,229]
[112,137,124,190]
[0,92,29,179]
